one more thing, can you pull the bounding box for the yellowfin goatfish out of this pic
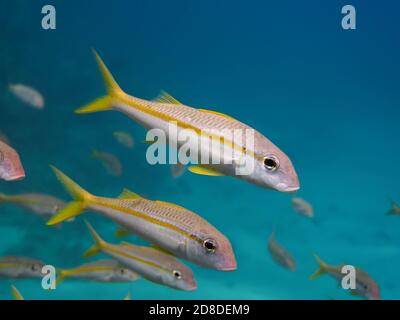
[0,140,25,181]
[75,50,299,192]
[291,197,313,218]
[47,166,236,271]
[0,193,66,221]
[11,285,24,300]
[91,149,122,177]
[0,256,44,279]
[84,221,197,291]
[310,255,380,300]
[113,131,134,149]
[267,231,296,272]
[57,260,141,284]
[9,83,45,109]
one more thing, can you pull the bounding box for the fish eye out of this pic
[31,264,39,272]
[119,268,126,275]
[263,155,279,171]
[203,239,217,253]
[172,270,182,279]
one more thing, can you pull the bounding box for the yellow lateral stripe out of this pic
[117,94,261,161]
[0,263,19,269]
[95,200,203,245]
[104,244,169,273]
[63,266,114,276]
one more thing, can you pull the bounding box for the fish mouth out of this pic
[185,280,197,291]
[216,259,237,272]
[4,172,25,181]
[275,182,300,193]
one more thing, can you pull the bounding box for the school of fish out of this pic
[1,49,391,301]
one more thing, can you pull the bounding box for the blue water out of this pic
[0,0,399,300]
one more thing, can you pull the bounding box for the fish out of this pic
[91,149,122,177]
[0,193,66,221]
[291,197,313,218]
[84,221,197,291]
[57,259,141,284]
[171,163,186,178]
[74,50,299,193]
[0,256,45,279]
[386,201,400,215]
[113,131,134,149]
[9,83,45,109]
[47,166,236,271]
[267,231,296,272]
[310,255,380,300]
[11,285,24,300]
[0,140,25,181]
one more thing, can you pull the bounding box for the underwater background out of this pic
[0,0,399,300]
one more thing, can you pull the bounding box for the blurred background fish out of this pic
[91,149,122,177]
[0,256,44,279]
[113,131,134,149]
[310,255,380,300]
[0,140,25,181]
[56,259,141,284]
[267,230,296,272]
[8,83,44,109]
[291,197,314,218]
[170,163,186,179]
[0,192,67,222]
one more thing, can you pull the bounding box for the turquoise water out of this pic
[0,0,399,300]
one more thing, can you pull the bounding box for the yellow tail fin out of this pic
[47,166,93,226]
[83,220,105,258]
[55,270,67,286]
[309,254,327,280]
[75,50,124,114]
[11,285,24,300]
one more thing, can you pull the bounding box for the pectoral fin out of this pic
[188,165,225,176]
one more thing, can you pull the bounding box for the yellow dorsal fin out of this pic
[155,200,185,210]
[153,90,182,105]
[118,189,142,200]
[198,109,236,120]
[188,165,225,176]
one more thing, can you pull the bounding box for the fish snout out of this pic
[216,254,237,271]
[275,174,300,193]
[185,278,197,291]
